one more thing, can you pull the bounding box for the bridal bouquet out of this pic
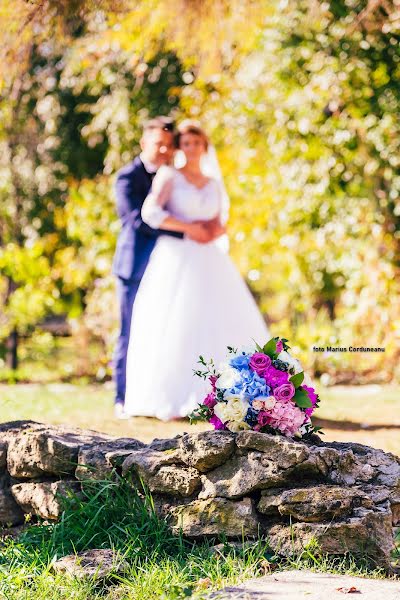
[190,337,321,439]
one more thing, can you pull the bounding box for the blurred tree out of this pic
[0,0,399,382]
[0,25,185,368]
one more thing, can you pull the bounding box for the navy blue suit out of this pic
[112,156,183,404]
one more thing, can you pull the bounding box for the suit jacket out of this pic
[112,157,183,281]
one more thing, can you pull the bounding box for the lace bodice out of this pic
[141,166,221,228]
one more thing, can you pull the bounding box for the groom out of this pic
[112,116,215,418]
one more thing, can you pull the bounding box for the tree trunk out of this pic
[6,328,18,370]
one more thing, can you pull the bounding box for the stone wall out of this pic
[0,421,399,567]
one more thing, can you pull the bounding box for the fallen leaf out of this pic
[336,586,361,594]
[259,559,278,574]
[196,577,212,590]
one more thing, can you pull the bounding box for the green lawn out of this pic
[0,382,399,454]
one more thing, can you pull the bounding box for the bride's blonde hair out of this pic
[176,119,209,150]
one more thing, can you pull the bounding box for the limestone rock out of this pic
[169,497,259,538]
[11,480,82,520]
[307,446,358,482]
[52,548,129,580]
[258,485,373,522]
[0,421,398,564]
[7,424,110,478]
[146,465,201,497]
[122,446,182,478]
[319,441,400,488]
[149,436,182,452]
[121,445,201,496]
[265,503,394,566]
[199,449,315,500]
[75,438,145,481]
[0,420,42,443]
[179,431,235,473]
[0,475,24,525]
[235,431,310,468]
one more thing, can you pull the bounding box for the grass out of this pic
[0,476,277,599]
[0,475,396,600]
[0,382,399,454]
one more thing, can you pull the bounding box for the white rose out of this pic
[278,350,303,374]
[216,366,241,390]
[214,395,248,424]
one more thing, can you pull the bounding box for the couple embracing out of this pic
[112,117,270,421]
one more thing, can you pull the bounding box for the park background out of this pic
[0,0,399,453]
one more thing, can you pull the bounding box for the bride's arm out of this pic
[141,167,210,240]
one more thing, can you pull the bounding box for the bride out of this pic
[124,120,270,420]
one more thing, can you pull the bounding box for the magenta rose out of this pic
[276,340,283,353]
[274,382,295,402]
[210,414,227,430]
[249,353,272,376]
[262,365,289,389]
[302,384,318,416]
[203,393,217,409]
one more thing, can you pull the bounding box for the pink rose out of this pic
[274,382,295,402]
[203,393,217,409]
[210,414,227,430]
[276,340,283,353]
[262,366,289,389]
[249,353,272,376]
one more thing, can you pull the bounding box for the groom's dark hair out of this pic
[142,116,175,134]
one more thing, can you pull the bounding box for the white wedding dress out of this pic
[124,166,270,420]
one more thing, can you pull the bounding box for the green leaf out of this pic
[262,338,278,358]
[293,388,312,408]
[289,371,304,387]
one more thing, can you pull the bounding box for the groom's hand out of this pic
[202,218,227,240]
[185,222,215,243]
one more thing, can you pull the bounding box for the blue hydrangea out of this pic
[226,369,270,400]
[229,354,250,370]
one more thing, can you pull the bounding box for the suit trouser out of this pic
[113,277,141,404]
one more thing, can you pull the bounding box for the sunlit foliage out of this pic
[0,0,399,382]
